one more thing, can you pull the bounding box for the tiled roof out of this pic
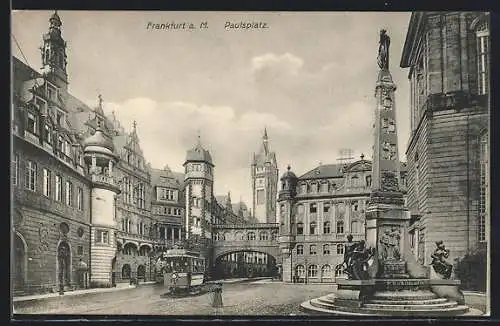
[298,160,407,180]
[298,163,345,180]
[150,168,184,189]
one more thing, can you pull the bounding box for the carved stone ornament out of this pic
[381,117,396,134]
[37,223,50,267]
[369,191,405,206]
[379,226,402,262]
[380,171,399,192]
[381,142,397,160]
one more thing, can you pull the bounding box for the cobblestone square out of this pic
[13,280,486,316]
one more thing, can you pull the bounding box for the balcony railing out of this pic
[117,230,159,243]
[91,173,117,187]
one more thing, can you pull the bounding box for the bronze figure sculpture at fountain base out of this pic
[300,29,482,317]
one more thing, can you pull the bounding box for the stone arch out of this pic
[214,247,279,263]
[137,264,146,280]
[234,231,245,241]
[469,13,489,31]
[122,264,131,279]
[123,242,139,255]
[56,240,72,287]
[138,244,152,256]
[13,231,28,289]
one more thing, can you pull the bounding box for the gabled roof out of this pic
[151,167,184,189]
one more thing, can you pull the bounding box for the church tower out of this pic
[40,11,68,91]
[251,128,279,223]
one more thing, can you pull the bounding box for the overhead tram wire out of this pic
[12,32,43,89]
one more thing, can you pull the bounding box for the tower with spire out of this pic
[251,128,279,223]
[40,10,68,91]
[183,132,214,261]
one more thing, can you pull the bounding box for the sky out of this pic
[12,10,412,208]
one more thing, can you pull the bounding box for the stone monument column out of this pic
[365,29,425,280]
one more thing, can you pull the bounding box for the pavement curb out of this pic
[463,291,486,297]
[13,285,137,303]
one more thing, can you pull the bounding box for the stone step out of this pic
[363,301,458,310]
[305,298,471,317]
[368,298,449,305]
[372,291,438,301]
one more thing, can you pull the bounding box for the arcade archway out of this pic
[137,265,146,280]
[212,250,278,280]
[13,232,27,289]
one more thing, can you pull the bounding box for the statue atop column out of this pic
[377,29,390,70]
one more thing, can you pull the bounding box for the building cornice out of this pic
[400,12,426,68]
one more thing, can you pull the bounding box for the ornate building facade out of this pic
[11,12,255,295]
[400,12,490,265]
[251,129,279,223]
[278,157,407,283]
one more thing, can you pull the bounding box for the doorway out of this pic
[57,241,71,287]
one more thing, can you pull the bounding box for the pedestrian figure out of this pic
[212,282,223,308]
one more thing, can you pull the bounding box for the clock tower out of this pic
[251,128,279,223]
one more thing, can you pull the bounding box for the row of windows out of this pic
[214,231,275,241]
[120,219,156,236]
[23,106,84,167]
[158,226,181,240]
[12,155,84,210]
[291,201,367,217]
[120,245,151,256]
[295,264,344,278]
[296,243,344,255]
[292,220,363,235]
[296,175,372,194]
[120,177,146,209]
[186,163,212,174]
[153,206,182,216]
[157,187,176,201]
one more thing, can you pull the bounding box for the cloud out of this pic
[101,98,293,203]
[251,52,304,75]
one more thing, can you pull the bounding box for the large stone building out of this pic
[11,11,255,295]
[278,157,408,283]
[400,12,490,265]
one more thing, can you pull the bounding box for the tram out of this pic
[156,248,207,294]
